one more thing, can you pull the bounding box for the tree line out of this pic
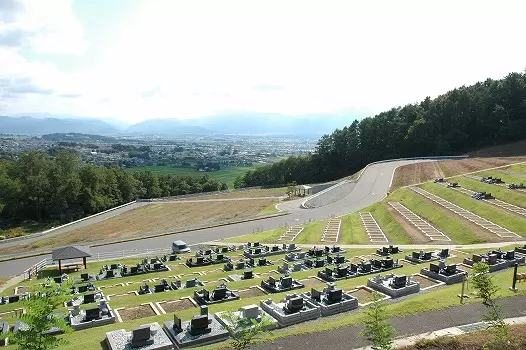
[0,151,227,226]
[234,72,526,187]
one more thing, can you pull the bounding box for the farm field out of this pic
[1,243,525,350]
[125,165,264,188]
[0,198,280,255]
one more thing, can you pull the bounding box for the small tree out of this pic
[359,291,395,350]
[471,262,509,348]
[286,181,297,199]
[222,311,273,350]
[9,279,72,350]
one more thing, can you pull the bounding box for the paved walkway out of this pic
[253,295,526,350]
[209,241,526,250]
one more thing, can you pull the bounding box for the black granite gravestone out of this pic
[131,325,154,347]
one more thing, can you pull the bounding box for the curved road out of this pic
[0,159,428,276]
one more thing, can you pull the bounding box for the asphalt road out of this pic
[0,159,428,276]
[253,295,526,350]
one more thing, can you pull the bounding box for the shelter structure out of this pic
[52,245,92,274]
[295,185,312,196]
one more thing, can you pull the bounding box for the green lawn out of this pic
[2,245,526,350]
[368,202,412,244]
[221,227,286,243]
[339,212,369,244]
[421,183,526,236]
[125,165,259,188]
[389,188,483,244]
[449,176,526,207]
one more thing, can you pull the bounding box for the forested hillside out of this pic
[234,72,526,187]
[0,151,227,229]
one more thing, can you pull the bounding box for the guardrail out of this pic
[300,155,470,209]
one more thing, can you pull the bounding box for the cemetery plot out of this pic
[13,286,29,295]
[278,225,304,241]
[320,219,341,243]
[411,187,520,239]
[236,286,268,298]
[466,174,526,193]
[410,274,443,290]
[116,304,158,322]
[156,298,196,314]
[367,274,420,298]
[348,286,388,306]
[420,262,468,285]
[388,202,451,242]
[164,310,229,349]
[360,212,388,243]
[215,304,279,333]
[298,276,326,288]
[106,322,173,350]
[450,186,526,217]
[260,294,321,327]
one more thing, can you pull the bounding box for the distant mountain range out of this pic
[0,116,119,135]
[1,113,356,136]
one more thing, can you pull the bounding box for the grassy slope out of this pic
[339,212,369,244]
[421,183,526,236]
[450,176,526,207]
[221,227,285,243]
[125,166,259,188]
[368,202,412,244]
[507,163,526,173]
[2,245,525,350]
[389,188,483,244]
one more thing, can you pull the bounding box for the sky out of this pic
[1,0,525,124]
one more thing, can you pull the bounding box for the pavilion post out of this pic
[58,259,62,275]
[83,256,87,269]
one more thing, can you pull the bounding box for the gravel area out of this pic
[238,287,267,298]
[118,304,156,322]
[411,274,440,289]
[302,181,356,209]
[299,277,325,288]
[158,299,195,313]
[349,287,375,304]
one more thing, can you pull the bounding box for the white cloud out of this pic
[1,0,526,122]
[0,0,88,113]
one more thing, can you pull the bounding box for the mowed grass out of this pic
[449,176,526,207]
[421,183,526,236]
[389,188,484,244]
[2,245,526,350]
[368,202,412,244]
[0,199,278,255]
[125,165,261,188]
[507,163,526,173]
[221,227,286,243]
[339,212,369,244]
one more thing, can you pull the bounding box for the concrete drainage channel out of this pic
[321,219,341,243]
[278,226,304,241]
[359,212,388,243]
[388,202,451,242]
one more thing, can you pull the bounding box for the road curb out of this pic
[0,211,290,262]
